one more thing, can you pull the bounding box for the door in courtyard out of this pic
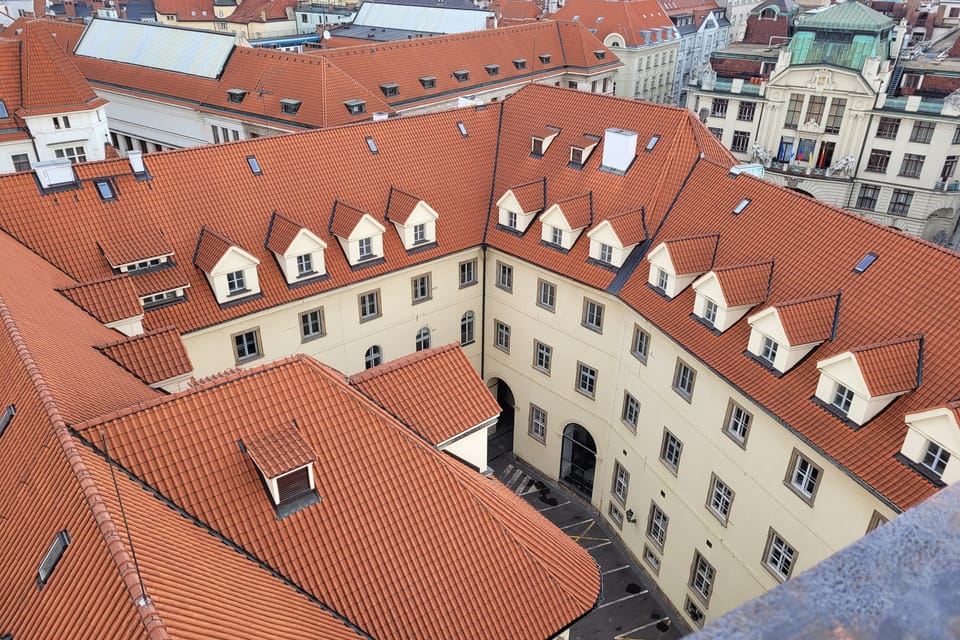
[560,423,596,500]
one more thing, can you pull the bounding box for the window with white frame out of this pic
[763,529,797,582]
[660,429,683,473]
[459,259,477,288]
[582,299,604,333]
[533,340,552,374]
[707,474,734,524]
[631,326,650,363]
[233,329,261,363]
[411,273,431,304]
[55,146,86,163]
[760,336,779,365]
[296,254,314,277]
[921,441,951,478]
[358,237,374,260]
[647,502,669,550]
[689,551,716,605]
[608,502,624,529]
[673,360,696,401]
[622,392,640,432]
[299,308,324,342]
[612,461,630,505]
[550,226,563,245]
[537,279,556,311]
[703,298,719,326]
[575,362,598,398]
[507,211,518,229]
[656,267,669,291]
[724,401,752,447]
[226,270,246,295]
[415,326,431,351]
[364,345,382,369]
[529,404,547,442]
[496,261,513,292]
[460,311,475,345]
[413,223,427,244]
[494,320,511,353]
[831,384,855,415]
[358,290,381,322]
[786,450,822,504]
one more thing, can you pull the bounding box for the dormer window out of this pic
[380,83,399,97]
[646,235,719,299]
[922,441,950,477]
[243,426,320,517]
[571,147,585,165]
[385,189,439,250]
[226,270,246,295]
[599,243,613,264]
[703,298,719,326]
[296,254,313,276]
[280,98,302,115]
[194,226,261,305]
[532,137,544,155]
[831,384,855,415]
[760,336,779,365]
[496,179,546,234]
[485,64,499,76]
[539,53,551,63]
[420,76,436,89]
[513,58,527,70]
[550,226,563,245]
[344,99,366,115]
[453,69,469,82]
[140,288,186,309]
[594,50,606,60]
[505,211,516,229]
[747,292,839,375]
[227,89,247,103]
[692,261,773,333]
[413,223,426,244]
[330,201,385,267]
[266,212,327,285]
[902,404,960,484]
[656,267,669,290]
[530,127,560,157]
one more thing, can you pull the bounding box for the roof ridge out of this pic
[57,272,130,291]
[850,333,924,353]
[96,325,179,349]
[349,342,460,383]
[0,295,170,640]
[714,258,775,272]
[773,290,841,307]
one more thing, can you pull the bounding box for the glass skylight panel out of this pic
[365,136,379,154]
[853,252,878,274]
[645,135,661,152]
[95,180,115,200]
[733,198,751,215]
[0,405,15,437]
[246,155,262,175]
[0,100,8,118]
[457,121,468,137]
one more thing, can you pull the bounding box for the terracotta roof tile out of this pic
[265,211,307,255]
[554,0,677,48]
[226,0,296,22]
[0,38,24,133]
[96,326,193,385]
[603,208,646,245]
[774,292,839,345]
[97,229,174,267]
[59,276,143,324]
[713,260,773,307]
[244,423,317,478]
[491,0,540,20]
[509,178,547,212]
[555,193,593,229]
[329,200,372,238]
[193,226,238,273]
[665,234,720,275]
[852,335,923,397]
[349,343,501,445]
[153,0,215,21]
[384,188,422,224]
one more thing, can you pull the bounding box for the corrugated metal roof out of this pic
[354,3,492,34]
[74,18,236,79]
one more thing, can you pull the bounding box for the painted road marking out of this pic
[615,617,671,638]
[597,591,648,609]
[559,518,594,531]
[602,565,630,576]
[537,500,570,513]
[584,540,613,552]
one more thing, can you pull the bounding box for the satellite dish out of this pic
[323,30,331,39]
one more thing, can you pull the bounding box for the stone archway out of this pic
[560,423,597,500]
[486,377,515,462]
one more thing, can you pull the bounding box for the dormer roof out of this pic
[851,335,924,397]
[244,423,316,479]
[329,201,385,239]
[711,260,773,307]
[59,276,142,324]
[594,208,646,246]
[385,188,439,225]
[549,193,593,229]
[502,178,547,213]
[193,226,257,273]
[661,234,719,275]
[97,230,174,269]
[775,292,840,346]
[96,326,193,386]
[265,211,326,255]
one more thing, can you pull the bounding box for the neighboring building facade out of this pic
[0,82,956,632]
[688,0,960,243]
[661,0,731,105]
[153,0,300,39]
[554,0,681,103]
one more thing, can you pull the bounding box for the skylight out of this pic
[37,530,71,590]
[366,136,379,154]
[246,155,262,176]
[733,198,751,215]
[0,405,15,438]
[0,99,8,119]
[457,121,468,137]
[853,252,878,274]
[539,53,551,64]
[419,76,436,89]
[94,179,116,201]
[645,135,661,152]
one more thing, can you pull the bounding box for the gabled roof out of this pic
[349,343,500,445]
[553,193,593,229]
[851,335,923,397]
[712,260,773,307]
[226,0,296,23]
[507,178,547,212]
[385,188,427,224]
[554,0,677,48]
[797,0,892,31]
[96,326,193,385]
[265,211,310,255]
[153,0,217,21]
[329,201,381,238]
[58,276,142,324]
[97,229,173,267]
[600,208,646,246]
[774,292,839,345]
[193,226,247,273]
[244,423,317,478]
[663,234,720,275]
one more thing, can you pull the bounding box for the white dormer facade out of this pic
[646,242,706,299]
[116,254,174,274]
[539,203,585,250]
[586,220,641,269]
[746,307,824,374]
[206,247,261,304]
[495,190,540,233]
[22,105,109,164]
[336,214,386,266]
[393,200,439,250]
[901,407,960,484]
[691,272,757,333]
[274,230,327,284]
[814,353,907,426]
[531,127,560,156]
[105,314,145,338]
[262,462,317,506]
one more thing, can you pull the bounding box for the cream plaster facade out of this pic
[1,104,110,173]
[605,35,680,104]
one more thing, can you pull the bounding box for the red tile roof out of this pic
[491,0,541,20]
[265,211,307,255]
[349,343,501,445]
[510,178,547,212]
[554,0,677,47]
[852,335,923,397]
[774,292,840,346]
[602,208,647,245]
[244,423,317,478]
[153,0,215,21]
[713,260,773,307]
[73,355,600,640]
[97,228,174,267]
[328,201,372,238]
[193,226,238,273]
[555,192,593,229]
[664,234,719,275]
[96,326,193,385]
[226,0,296,23]
[384,188,423,224]
[59,276,143,324]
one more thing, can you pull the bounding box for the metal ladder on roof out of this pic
[887,60,906,97]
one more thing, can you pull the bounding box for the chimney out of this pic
[127,150,146,174]
[600,128,638,175]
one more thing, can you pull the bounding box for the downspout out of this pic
[480,100,506,380]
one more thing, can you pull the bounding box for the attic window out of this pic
[0,100,8,118]
[365,136,379,154]
[453,69,469,82]
[485,64,500,76]
[380,83,399,97]
[539,53,551,64]
[246,155,262,176]
[853,253,878,274]
[532,137,545,155]
[94,179,116,201]
[141,289,183,309]
[571,146,585,165]
[594,50,606,60]
[420,76,436,89]
[344,99,366,115]
[512,58,527,70]
[37,530,71,590]
[227,89,247,104]
[733,198,751,215]
[0,404,14,437]
[280,98,302,115]
[242,427,320,517]
[645,135,661,152]
[457,121,468,137]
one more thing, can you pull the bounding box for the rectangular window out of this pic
[888,189,913,216]
[581,299,604,333]
[855,184,880,210]
[533,340,552,374]
[53,146,86,163]
[358,290,381,322]
[786,450,822,504]
[413,223,427,244]
[954,125,960,145]
[300,308,325,342]
[910,120,935,144]
[647,502,669,550]
[941,156,958,181]
[731,130,750,153]
[496,261,513,292]
[575,362,598,398]
[760,336,779,365]
[763,529,797,582]
[608,503,624,529]
[922,441,951,477]
[631,326,650,363]
[411,273,432,304]
[233,329,261,363]
[804,95,826,125]
[866,149,890,173]
[707,474,734,524]
[710,98,728,117]
[689,551,716,605]
[0,404,16,437]
[708,127,723,140]
[831,384,855,414]
[537,279,556,311]
[550,226,563,245]
[656,268,669,291]
[899,153,925,178]
[737,101,756,122]
[37,530,71,589]
[612,461,630,504]
[459,259,477,288]
[660,429,683,473]
[529,404,547,442]
[226,270,246,294]
[460,311,475,345]
[876,117,900,139]
[599,243,614,264]
[673,360,696,401]
[703,299,719,325]
[724,401,752,446]
[643,545,661,575]
[784,93,804,129]
[684,596,706,628]
[622,391,640,432]
[11,153,30,172]
[358,237,374,260]
[824,98,846,134]
[494,320,511,353]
